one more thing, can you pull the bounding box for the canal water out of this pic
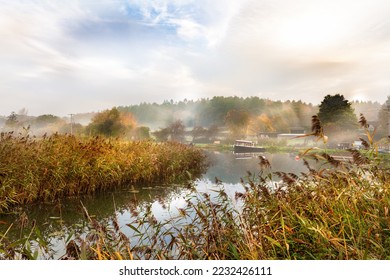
[0,151,312,259]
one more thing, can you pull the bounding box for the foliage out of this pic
[152,120,186,142]
[377,96,390,138]
[318,94,358,135]
[34,114,62,127]
[191,126,218,143]
[152,127,170,142]
[118,96,318,133]
[86,108,136,137]
[5,112,18,127]
[224,109,250,138]
[131,126,151,140]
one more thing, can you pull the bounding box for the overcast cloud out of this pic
[1,0,390,116]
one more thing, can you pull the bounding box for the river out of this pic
[0,151,312,259]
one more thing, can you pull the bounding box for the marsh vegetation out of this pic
[0,132,207,211]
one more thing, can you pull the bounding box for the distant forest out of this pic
[118,96,382,131]
[0,96,386,139]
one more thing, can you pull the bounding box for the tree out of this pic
[152,120,186,142]
[5,112,18,128]
[206,124,220,142]
[31,114,67,135]
[318,94,358,135]
[191,125,219,143]
[169,120,186,142]
[192,126,209,143]
[34,114,62,128]
[249,113,275,133]
[86,108,136,137]
[377,96,390,138]
[224,109,250,138]
[132,126,151,140]
[153,127,170,142]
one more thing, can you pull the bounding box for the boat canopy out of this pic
[234,140,254,146]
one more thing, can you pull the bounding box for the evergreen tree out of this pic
[318,94,358,132]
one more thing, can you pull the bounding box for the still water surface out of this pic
[0,151,311,258]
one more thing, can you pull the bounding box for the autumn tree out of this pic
[249,113,275,134]
[224,109,250,138]
[86,108,136,137]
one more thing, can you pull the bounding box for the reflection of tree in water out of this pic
[203,151,314,184]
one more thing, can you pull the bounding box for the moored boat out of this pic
[233,140,265,153]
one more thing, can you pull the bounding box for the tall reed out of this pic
[0,132,207,212]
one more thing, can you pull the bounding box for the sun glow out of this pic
[276,13,348,51]
[351,93,368,102]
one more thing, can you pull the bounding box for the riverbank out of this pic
[0,132,207,212]
[194,142,357,155]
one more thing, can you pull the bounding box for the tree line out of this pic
[1,95,388,144]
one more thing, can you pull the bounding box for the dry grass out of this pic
[0,132,207,212]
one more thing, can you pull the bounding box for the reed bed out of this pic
[0,132,207,212]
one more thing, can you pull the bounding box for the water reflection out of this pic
[0,151,312,259]
[206,151,309,184]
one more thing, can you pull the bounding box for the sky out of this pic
[1,0,390,116]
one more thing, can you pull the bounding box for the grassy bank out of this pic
[0,132,207,212]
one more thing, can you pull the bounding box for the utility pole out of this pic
[386,99,390,140]
[68,114,74,136]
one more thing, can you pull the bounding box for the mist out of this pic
[2,96,386,145]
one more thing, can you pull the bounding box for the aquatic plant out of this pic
[0,133,207,212]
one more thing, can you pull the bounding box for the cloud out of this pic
[0,0,390,116]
